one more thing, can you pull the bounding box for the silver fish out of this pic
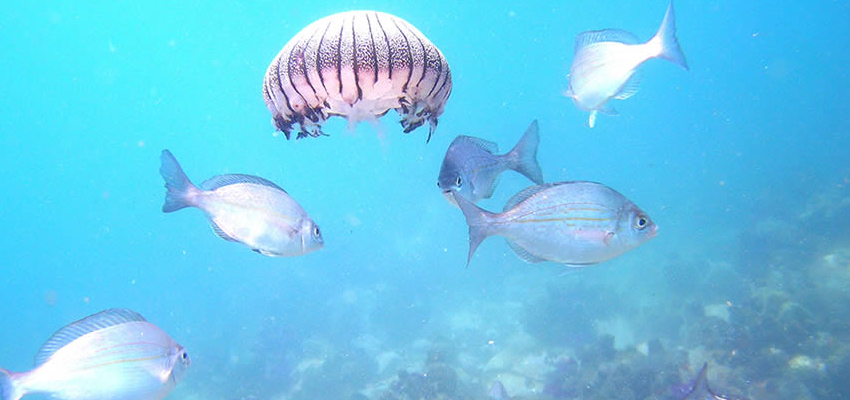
[264,11,452,141]
[565,1,688,128]
[159,150,323,257]
[679,363,749,400]
[0,309,189,400]
[438,120,544,205]
[453,181,657,266]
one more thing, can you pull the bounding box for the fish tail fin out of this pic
[159,149,200,213]
[452,192,497,267]
[0,368,23,400]
[507,120,544,184]
[652,1,688,70]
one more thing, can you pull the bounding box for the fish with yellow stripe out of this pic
[159,150,323,257]
[0,308,189,400]
[452,181,657,266]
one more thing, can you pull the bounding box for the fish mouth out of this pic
[648,224,659,238]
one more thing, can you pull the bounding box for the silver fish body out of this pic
[566,1,688,128]
[437,120,543,204]
[263,10,452,141]
[159,150,323,257]
[453,181,657,266]
[0,309,189,400]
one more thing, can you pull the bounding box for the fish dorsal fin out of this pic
[503,184,553,212]
[575,29,640,53]
[506,239,546,263]
[35,309,146,366]
[615,72,641,100]
[454,135,498,154]
[208,218,238,242]
[201,174,286,192]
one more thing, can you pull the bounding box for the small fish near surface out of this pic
[0,308,190,400]
[438,120,544,205]
[159,150,323,257]
[453,181,657,266]
[677,363,750,400]
[565,1,688,128]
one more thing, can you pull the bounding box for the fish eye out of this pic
[313,226,320,236]
[455,176,462,187]
[634,215,648,230]
[437,181,441,188]
[181,351,188,361]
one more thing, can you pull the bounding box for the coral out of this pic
[542,339,685,400]
[682,315,735,350]
[378,365,460,400]
[579,334,617,368]
[291,347,377,400]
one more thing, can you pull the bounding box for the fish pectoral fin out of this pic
[603,231,615,245]
[208,220,238,242]
[255,248,282,257]
[506,239,547,263]
[614,72,641,100]
[480,175,500,200]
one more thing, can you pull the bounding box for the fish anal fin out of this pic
[506,239,547,263]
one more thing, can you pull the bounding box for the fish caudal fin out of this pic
[0,368,23,400]
[159,150,200,213]
[507,120,544,184]
[652,1,688,70]
[452,192,497,267]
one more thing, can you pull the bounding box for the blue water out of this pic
[2,1,849,400]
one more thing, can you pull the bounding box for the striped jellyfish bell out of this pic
[263,11,452,141]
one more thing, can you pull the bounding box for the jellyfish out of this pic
[263,11,452,141]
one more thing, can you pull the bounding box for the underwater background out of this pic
[1,0,849,399]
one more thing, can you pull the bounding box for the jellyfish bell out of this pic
[263,11,452,142]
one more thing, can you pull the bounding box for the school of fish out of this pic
[2,3,689,399]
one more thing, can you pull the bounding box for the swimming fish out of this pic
[678,363,749,400]
[453,181,657,266]
[437,120,543,205]
[565,1,688,128]
[159,149,323,257]
[0,308,189,400]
